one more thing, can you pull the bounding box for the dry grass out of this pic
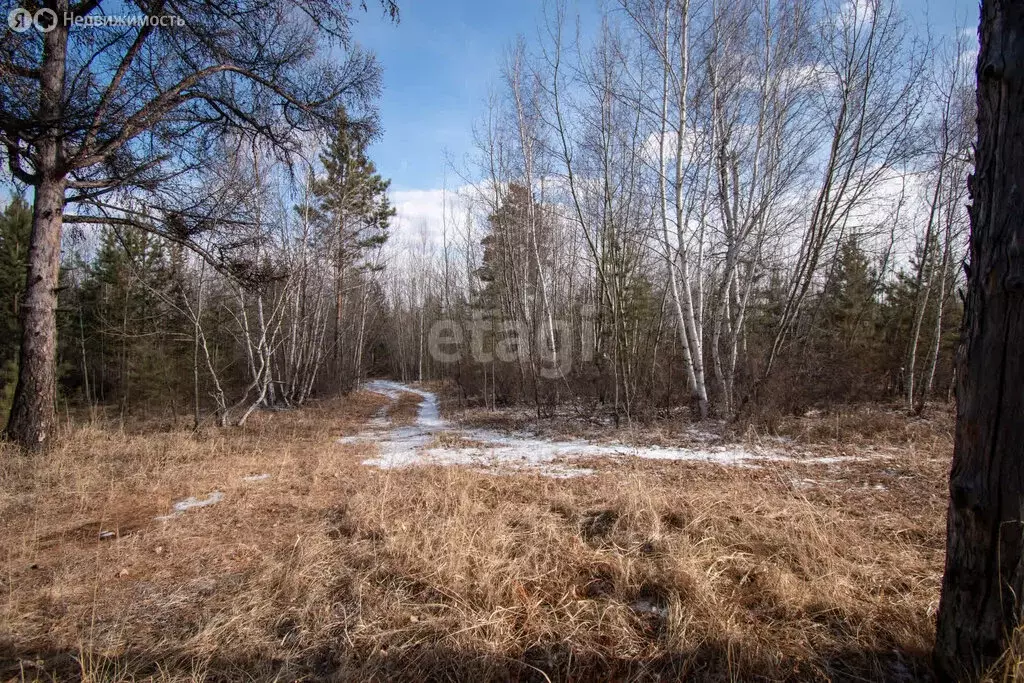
[388,392,425,427]
[427,431,489,450]
[765,402,955,449]
[0,394,951,681]
[984,626,1024,682]
[453,406,710,448]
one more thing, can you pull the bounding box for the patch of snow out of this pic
[779,455,862,465]
[242,473,270,482]
[629,599,669,619]
[462,427,539,442]
[173,491,224,512]
[686,424,725,443]
[155,491,224,521]
[362,379,403,400]
[348,381,874,478]
[364,379,443,425]
[515,464,596,479]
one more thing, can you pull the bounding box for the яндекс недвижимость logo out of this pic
[7,7,183,33]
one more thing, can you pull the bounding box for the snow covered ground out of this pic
[342,380,864,478]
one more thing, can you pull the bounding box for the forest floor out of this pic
[0,381,957,681]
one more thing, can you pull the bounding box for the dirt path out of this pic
[340,380,866,478]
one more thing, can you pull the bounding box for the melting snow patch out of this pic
[686,426,724,443]
[349,381,870,478]
[362,379,403,400]
[173,491,224,512]
[155,491,224,521]
[242,473,270,482]
[630,599,669,619]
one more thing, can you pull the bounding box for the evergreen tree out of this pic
[821,237,880,352]
[880,235,964,403]
[314,109,395,378]
[801,237,884,403]
[316,112,395,255]
[474,183,554,402]
[73,228,184,410]
[0,197,32,417]
[477,183,534,312]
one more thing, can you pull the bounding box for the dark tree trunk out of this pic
[4,3,69,450]
[934,1,1024,678]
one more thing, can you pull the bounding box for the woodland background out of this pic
[0,0,973,429]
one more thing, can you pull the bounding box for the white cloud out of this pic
[640,128,701,168]
[836,0,876,30]
[391,188,449,237]
[389,187,476,250]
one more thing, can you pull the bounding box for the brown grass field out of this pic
[0,388,969,681]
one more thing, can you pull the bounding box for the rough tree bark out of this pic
[4,5,69,449]
[934,1,1024,678]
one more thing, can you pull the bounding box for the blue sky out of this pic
[353,0,978,197]
[355,0,548,193]
[0,0,981,220]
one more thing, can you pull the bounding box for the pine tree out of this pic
[0,197,32,419]
[806,237,884,402]
[822,237,879,351]
[474,183,554,401]
[73,228,182,411]
[314,109,395,380]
